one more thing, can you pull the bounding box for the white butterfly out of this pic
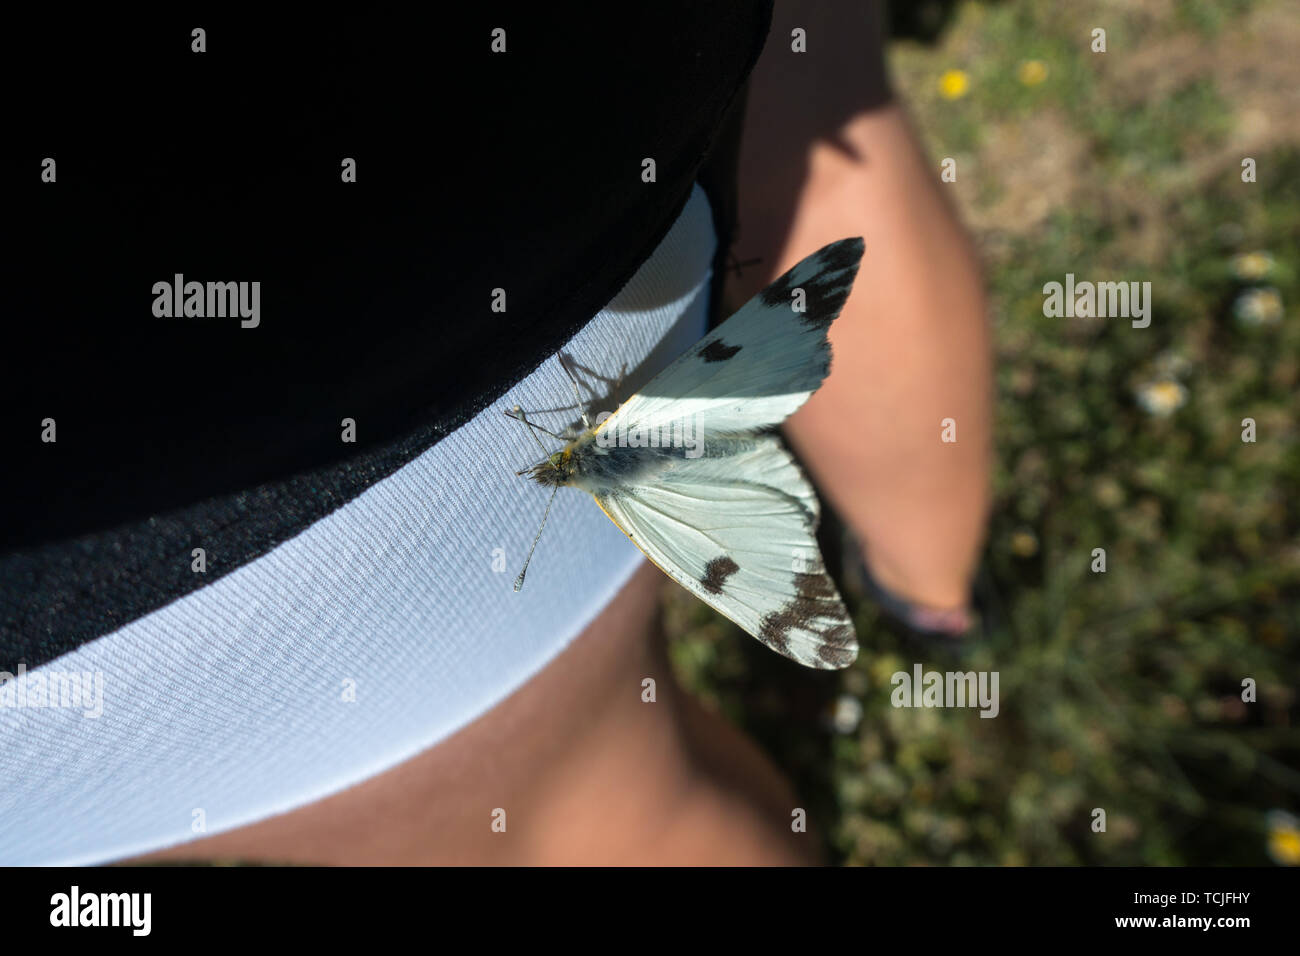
[509,237,864,669]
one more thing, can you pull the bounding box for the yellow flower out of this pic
[1267,811,1300,865]
[1018,60,1049,86]
[939,69,970,100]
[1233,287,1284,327]
[1230,251,1275,281]
[1136,379,1188,417]
[1010,529,1039,557]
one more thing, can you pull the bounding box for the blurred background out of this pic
[664,0,1300,865]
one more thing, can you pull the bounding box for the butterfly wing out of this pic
[597,237,863,438]
[591,435,858,669]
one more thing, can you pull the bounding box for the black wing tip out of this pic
[757,237,865,316]
[824,236,865,259]
[816,237,865,281]
[814,640,860,670]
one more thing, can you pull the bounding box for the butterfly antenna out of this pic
[514,484,560,592]
[557,355,591,429]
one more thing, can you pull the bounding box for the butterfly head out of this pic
[522,447,576,487]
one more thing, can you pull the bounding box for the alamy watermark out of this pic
[891,664,999,718]
[50,886,150,936]
[594,409,703,458]
[152,274,260,328]
[0,662,104,718]
[1042,274,1151,328]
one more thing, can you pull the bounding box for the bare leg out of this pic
[728,0,991,614]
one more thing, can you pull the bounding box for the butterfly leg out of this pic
[556,355,592,430]
[504,405,568,458]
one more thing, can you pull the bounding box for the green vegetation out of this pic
[667,0,1300,865]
